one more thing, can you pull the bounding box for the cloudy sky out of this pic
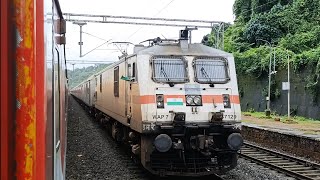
[59,0,235,69]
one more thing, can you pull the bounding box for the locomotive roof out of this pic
[136,43,233,57]
[71,43,234,89]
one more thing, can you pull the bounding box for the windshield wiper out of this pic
[201,67,211,81]
[160,62,170,82]
[160,62,175,87]
[201,67,214,87]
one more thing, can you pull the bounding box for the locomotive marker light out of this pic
[154,134,173,152]
[156,94,165,108]
[227,133,243,150]
[222,94,231,108]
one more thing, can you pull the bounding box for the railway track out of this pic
[239,142,320,180]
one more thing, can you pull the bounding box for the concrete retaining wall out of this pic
[238,67,320,119]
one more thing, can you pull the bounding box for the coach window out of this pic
[100,75,102,92]
[114,66,119,97]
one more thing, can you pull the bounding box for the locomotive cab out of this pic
[78,28,243,177]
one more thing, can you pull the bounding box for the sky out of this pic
[59,0,236,69]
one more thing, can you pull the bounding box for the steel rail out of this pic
[239,142,320,180]
[242,142,320,169]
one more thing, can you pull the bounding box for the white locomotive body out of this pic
[71,30,243,176]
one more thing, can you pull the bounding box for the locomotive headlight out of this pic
[227,133,243,150]
[186,95,202,106]
[154,134,172,152]
[193,95,202,105]
[156,94,164,108]
[186,96,193,105]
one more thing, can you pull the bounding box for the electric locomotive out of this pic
[72,28,243,176]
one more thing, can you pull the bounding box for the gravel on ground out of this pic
[66,96,147,180]
[66,96,297,180]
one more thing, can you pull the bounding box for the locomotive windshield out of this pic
[194,57,229,84]
[152,56,188,83]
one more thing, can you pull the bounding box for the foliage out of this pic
[293,47,320,71]
[244,6,286,44]
[224,23,249,52]
[201,34,215,47]
[233,46,270,76]
[208,0,320,102]
[233,0,252,22]
[304,58,320,103]
[206,0,320,114]
[68,64,110,88]
[243,111,320,122]
[279,26,320,54]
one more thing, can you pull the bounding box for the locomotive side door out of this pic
[125,57,137,125]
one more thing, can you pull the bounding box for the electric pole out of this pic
[73,22,87,57]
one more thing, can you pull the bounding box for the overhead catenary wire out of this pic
[126,0,175,41]
[66,60,116,64]
[82,31,109,42]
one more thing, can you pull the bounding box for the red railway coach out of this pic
[1,0,68,179]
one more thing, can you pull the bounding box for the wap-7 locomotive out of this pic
[71,29,243,176]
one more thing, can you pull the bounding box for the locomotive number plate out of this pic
[223,114,237,120]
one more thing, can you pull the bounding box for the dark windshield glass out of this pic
[152,56,188,83]
[194,57,229,83]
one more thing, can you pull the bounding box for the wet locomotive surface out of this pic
[66,96,294,180]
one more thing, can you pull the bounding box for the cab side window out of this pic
[132,62,136,81]
[114,66,119,97]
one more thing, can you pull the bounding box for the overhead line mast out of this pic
[63,13,223,26]
[64,13,226,48]
[64,13,226,60]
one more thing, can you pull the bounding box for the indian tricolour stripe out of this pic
[167,98,183,105]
